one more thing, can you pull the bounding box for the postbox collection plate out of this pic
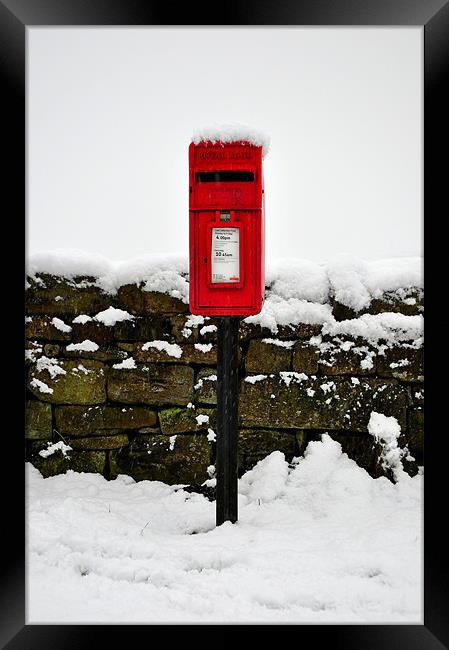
[211,227,240,283]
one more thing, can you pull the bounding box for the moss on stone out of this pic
[26,274,111,316]
[28,359,107,405]
[43,344,60,357]
[159,406,216,434]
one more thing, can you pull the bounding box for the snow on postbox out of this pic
[189,139,265,316]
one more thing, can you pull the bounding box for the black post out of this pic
[216,316,240,526]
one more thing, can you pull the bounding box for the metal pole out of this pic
[216,316,240,525]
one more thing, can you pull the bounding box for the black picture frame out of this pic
[2,0,448,647]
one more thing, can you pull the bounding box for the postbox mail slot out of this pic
[196,171,254,183]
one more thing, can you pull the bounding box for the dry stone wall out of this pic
[25,273,424,486]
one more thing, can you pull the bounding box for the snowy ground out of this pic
[26,435,422,624]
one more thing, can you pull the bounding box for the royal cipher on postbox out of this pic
[189,139,265,317]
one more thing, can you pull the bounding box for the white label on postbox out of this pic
[211,228,240,283]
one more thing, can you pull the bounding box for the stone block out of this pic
[71,320,115,345]
[196,320,219,343]
[317,345,376,376]
[238,428,297,471]
[27,359,107,404]
[109,433,211,485]
[107,364,193,406]
[410,385,424,406]
[292,342,319,375]
[367,288,423,316]
[328,431,419,479]
[246,339,292,373]
[408,407,424,452]
[194,368,218,405]
[63,345,128,363]
[169,315,199,343]
[67,433,129,450]
[239,375,409,432]
[28,441,106,477]
[25,316,72,341]
[377,347,423,382]
[116,285,188,315]
[26,275,111,316]
[54,404,157,435]
[25,401,53,440]
[331,301,359,321]
[113,317,172,342]
[133,342,217,365]
[239,321,321,342]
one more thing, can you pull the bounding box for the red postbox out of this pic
[189,139,265,316]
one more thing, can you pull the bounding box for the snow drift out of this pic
[26,434,422,624]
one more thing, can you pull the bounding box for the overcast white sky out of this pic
[27,27,422,263]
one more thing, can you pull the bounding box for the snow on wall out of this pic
[26,251,423,341]
[326,255,423,312]
[26,250,189,301]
